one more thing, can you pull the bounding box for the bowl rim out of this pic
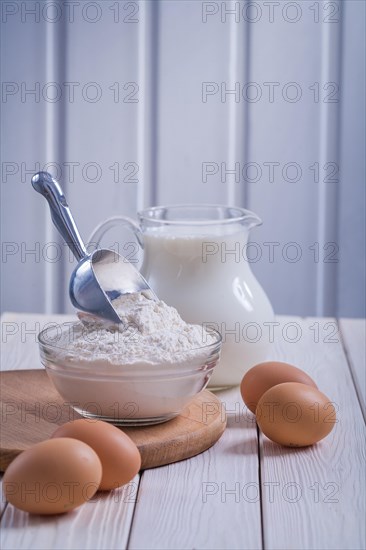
[37,322,222,377]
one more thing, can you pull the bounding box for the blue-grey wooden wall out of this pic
[1,0,365,317]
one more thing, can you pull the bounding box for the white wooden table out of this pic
[1,314,365,550]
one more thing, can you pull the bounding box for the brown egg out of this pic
[3,438,102,515]
[240,361,317,413]
[52,419,141,490]
[256,382,336,447]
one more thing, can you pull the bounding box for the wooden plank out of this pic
[1,313,76,372]
[63,7,140,314]
[0,477,139,550]
[3,313,364,549]
[155,1,233,206]
[248,12,324,317]
[260,316,366,550]
[0,478,5,517]
[0,370,226,472]
[0,313,139,549]
[339,318,366,418]
[1,16,50,315]
[338,1,366,318]
[128,386,262,550]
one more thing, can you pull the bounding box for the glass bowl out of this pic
[38,323,221,426]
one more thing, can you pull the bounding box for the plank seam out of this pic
[45,16,67,314]
[227,0,251,208]
[126,472,143,550]
[315,3,343,316]
[338,319,366,423]
[0,487,9,523]
[137,0,159,209]
[257,424,265,550]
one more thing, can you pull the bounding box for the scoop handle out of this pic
[31,171,87,261]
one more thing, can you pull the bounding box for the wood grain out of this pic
[339,318,366,419]
[0,476,139,550]
[0,313,226,550]
[0,370,226,471]
[2,313,365,550]
[259,316,366,550]
[128,386,262,550]
[1,314,140,548]
[0,313,75,372]
[0,478,5,517]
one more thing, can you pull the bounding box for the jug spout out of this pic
[241,209,262,231]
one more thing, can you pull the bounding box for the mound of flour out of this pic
[64,293,216,365]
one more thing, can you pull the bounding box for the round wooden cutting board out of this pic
[0,370,226,471]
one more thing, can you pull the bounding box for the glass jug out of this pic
[89,205,274,388]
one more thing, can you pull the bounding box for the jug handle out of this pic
[87,216,144,256]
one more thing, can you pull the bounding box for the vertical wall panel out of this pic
[44,14,67,314]
[137,1,159,209]
[338,0,366,317]
[154,0,235,204]
[227,9,250,207]
[1,0,364,318]
[247,5,329,316]
[1,12,49,313]
[62,2,141,312]
[315,1,342,316]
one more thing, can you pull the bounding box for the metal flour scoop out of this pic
[31,172,156,324]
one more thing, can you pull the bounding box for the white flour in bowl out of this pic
[63,293,216,366]
[42,293,221,423]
